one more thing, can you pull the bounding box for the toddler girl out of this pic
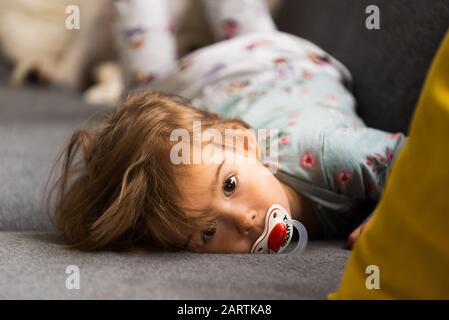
[50,0,406,253]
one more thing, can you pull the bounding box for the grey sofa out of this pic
[1,0,448,299]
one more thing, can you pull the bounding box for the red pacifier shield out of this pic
[251,204,308,254]
[267,223,287,252]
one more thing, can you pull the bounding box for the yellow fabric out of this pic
[329,30,449,299]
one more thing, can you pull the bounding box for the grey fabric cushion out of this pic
[0,80,107,231]
[276,0,449,133]
[0,232,349,299]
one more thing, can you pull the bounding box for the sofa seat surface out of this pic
[0,77,107,231]
[0,232,349,299]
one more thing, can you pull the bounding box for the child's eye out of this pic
[202,223,217,244]
[223,175,237,197]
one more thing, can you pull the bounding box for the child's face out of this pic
[179,149,291,253]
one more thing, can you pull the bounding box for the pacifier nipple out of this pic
[250,204,308,254]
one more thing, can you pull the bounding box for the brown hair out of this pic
[47,90,251,252]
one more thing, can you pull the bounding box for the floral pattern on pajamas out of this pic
[149,31,407,237]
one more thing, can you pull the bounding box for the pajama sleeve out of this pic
[322,127,407,203]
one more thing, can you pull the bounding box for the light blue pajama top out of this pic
[151,31,407,237]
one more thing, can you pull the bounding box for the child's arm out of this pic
[322,126,407,246]
[201,0,276,41]
[114,0,177,89]
[323,127,406,203]
[347,215,372,248]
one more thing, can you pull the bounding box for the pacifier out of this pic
[251,204,308,254]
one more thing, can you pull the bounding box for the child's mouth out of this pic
[250,204,292,253]
[250,204,308,254]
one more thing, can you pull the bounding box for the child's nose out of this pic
[234,210,257,236]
